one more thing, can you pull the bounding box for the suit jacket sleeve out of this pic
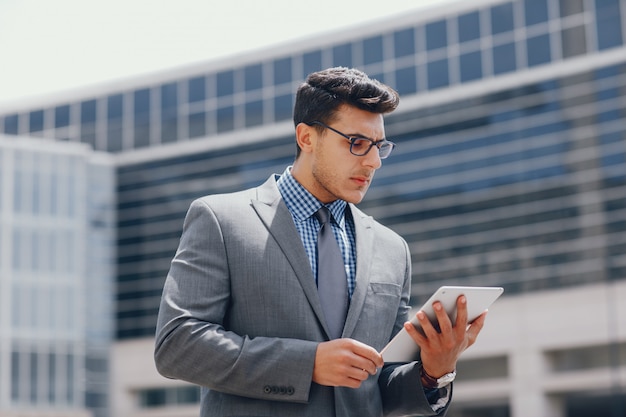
[376,237,451,417]
[154,197,318,403]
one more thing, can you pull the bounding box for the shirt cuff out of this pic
[424,384,451,413]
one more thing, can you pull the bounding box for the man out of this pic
[154,67,486,416]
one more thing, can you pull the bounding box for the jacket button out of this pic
[263,385,272,394]
[286,386,295,395]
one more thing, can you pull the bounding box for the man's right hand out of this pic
[312,339,383,388]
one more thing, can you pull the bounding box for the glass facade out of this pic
[0,0,624,415]
[2,0,623,152]
[0,138,114,417]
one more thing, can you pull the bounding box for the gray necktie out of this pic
[315,206,349,339]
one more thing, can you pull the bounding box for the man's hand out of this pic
[405,295,487,378]
[313,339,383,388]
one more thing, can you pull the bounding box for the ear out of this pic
[295,123,315,154]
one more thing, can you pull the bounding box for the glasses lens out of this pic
[350,138,372,156]
[378,142,395,159]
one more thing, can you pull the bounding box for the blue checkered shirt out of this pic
[276,167,356,298]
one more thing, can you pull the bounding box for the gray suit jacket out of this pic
[155,175,448,417]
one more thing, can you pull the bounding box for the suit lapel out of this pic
[342,204,375,337]
[250,176,330,335]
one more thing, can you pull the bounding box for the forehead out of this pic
[332,105,385,136]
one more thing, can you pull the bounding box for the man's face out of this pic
[307,105,385,204]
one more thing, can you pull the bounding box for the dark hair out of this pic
[292,67,399,156]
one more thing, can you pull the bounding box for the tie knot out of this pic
[315,206,331,225]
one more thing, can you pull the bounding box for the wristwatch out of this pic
[420,366,456,389]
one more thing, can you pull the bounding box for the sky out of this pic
[0,0,456,106]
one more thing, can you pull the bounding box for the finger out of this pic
[456,295,470,325]
[350,340,384,369]
[466,311,487,346]
[432,301,453,334]
[415,310,440,339]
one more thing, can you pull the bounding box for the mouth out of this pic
[351,176,371,186]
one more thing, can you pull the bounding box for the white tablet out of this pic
[380,286,504,362]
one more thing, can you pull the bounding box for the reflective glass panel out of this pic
[4,114,19,134]
[54,105,70,128]
[524,0,549,25]
[245,100,263,127]
[274,94,292,122]
[395,66,418,95]
[458,11,481,43]
[273,57,292,85]
[595,0,623,50]
[303,50,322,77]
[217,70,234,97]
[427,58,449,89]
[188,76,206,103]
[560,0,584,17]
[561,26,587,57]
[459,50,483,82]
[244,63,263,91]
[527,34,551,67]
[493,42,517,74]
[333,43,352,67]
[426,20,447,50]
[491,2,515,34]
[29,110,44,132]
[394,27,415,57]
[363,35,383,64]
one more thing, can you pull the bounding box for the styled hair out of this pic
[293,67,400,156]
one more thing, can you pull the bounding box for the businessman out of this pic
[155,67,486,416]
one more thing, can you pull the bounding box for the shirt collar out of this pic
[277,166,347,228]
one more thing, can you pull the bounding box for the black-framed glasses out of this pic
[306,121,396,159]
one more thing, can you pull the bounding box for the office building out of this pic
[0,0,624,415]
[0,137,114,417]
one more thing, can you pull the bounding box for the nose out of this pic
[362,146,382,169]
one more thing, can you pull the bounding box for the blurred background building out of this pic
[0,0,624,416]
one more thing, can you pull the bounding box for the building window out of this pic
[395,66,418,95]
[107,94,124,152]
[161,83,178,143]
[527,34,552,67]
[491,2,515,34]
[3,114,19,134]
[458,11,481,43]
[394,27,415,58]
[459,50,483,82]
[54,105,70,128]
[217,106,234,133]
[133,88,150,148]
[426,20,447,51]
[138,386,200,408]
[29,110,44,132]
[302,50,322,78]
[363,35,384,65]
[273,57,292,85]
[80,99,97,146]
[244,63,263,92]
[595,0,623,50]
[217,70,234,97]
[560,0,584,17]
[333,43,352,68]
[274,94,292,122]
[427,58,449,89]
[561,25,587,58]
[245,99,263,127]
[524,0,549,25]
[188,112,206,138]
[188,76,206,103]
[493,42,517,74]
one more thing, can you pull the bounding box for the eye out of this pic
[350,138,371,153]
